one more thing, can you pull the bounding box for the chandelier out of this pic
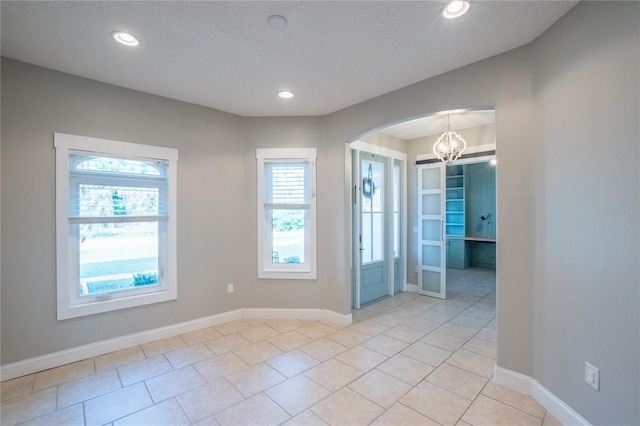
[432,115,467,164]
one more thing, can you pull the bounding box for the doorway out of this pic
[350,142,407,309]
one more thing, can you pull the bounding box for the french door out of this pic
[417,163,447,298]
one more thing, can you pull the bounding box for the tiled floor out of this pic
[1,268,563,426]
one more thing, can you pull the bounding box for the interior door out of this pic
[359,153,389,305]
[417,163,447,298]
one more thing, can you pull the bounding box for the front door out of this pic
[417,163,447,298]
[359,153,389,305]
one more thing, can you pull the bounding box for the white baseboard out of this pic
[494,365,591,426]
[406,283,418,293]
[1,308,351,381]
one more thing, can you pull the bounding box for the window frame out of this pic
[55,133,178,320]
[256,148,317,280]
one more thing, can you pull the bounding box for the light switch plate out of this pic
[585,362,599,391]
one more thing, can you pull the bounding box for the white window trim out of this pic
[54,133,178,320]
[257,148,317,280]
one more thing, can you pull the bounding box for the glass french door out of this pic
[417,163,447,298]
[359,154,388,305]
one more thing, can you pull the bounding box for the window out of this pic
[257,148,317,279]
[55,133,178,320]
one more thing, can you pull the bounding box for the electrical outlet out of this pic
[227,283,234,294]
[585,362,599,391]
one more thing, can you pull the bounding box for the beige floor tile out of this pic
[461,394,542,426]
[239,324,281,343]
[114,398,191,426]
[482,382,546,419]
[335,345,389,372]
[165,343,215,369]
[226,362,286,397]
[401,317,441,333]
[233,340,284,365]
[117,355,173,387]
[417,309,458,324]
[542,412,563,426]
[400,381,471,426]
[57,369,121,408]
[282,409,328,426]
[1,374,35,402]
[303,358,363,392]
[268,330,313,352]
[180,326,223,346]
[266,374,331,416]
[486,318,497,329]
[373,312,410,327]
[401,341,452,367]
[94,346,146,372]
[266,349,320,378]
[310,387,384,426]
[351,309,377,323]
[462,337,497,359]
[462,306,496,321]
[267,319,306,333]
[348,369,412,409]
[33,359,95,391]
[193,415,221,425]
[0,387,57,426]
[349,319,390,336]
[421,330,468,351]
[360,334,409,357]
[84,382,153,426]
[145,366,206,403]
[205,334,251,355]
[370,403,440,426]
[141,335,187,358]
[176,378,244,423]
[299,338,348,362]
[297,322,338,339]
[325,328,371,348]
[426,364,488,400]
[475,327,497,342]
[376,353,435,386]
[449,314,490,330]
[20,403,84,426]
[383,325,426,343]
[193,352,249,382]
[446,349,495,378]
[215,319,253,335]
[215,392,290,425]
[437,323,480,340]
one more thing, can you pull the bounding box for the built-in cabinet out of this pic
[445,162,496,269]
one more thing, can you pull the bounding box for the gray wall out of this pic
[1,59,246,363]
[530,2,639,424]
[2,2,638,423]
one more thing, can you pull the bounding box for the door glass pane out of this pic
[361,160,384,264]
[422,194,441,215]
[393,165,400,258]
[422,244,441,267]
[422,270,441,293]
[421,167,440,190]
[422,219,441,241]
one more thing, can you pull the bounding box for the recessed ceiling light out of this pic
[112,31,139,47]
[442,0,470,19]
[278,91,294,99]
[267,15,288,29]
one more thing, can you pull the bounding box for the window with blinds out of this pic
[257,148,317,280]
[55,133,178,320]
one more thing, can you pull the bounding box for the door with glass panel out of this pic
[359,153,389,305]
[417,163,447,298]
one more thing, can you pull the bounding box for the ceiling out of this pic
[380,109,495,141]
[1,1,577,117]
